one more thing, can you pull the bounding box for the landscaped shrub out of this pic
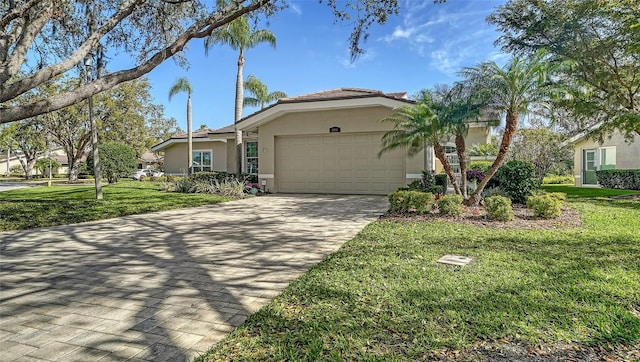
[542,174,574,185]
[496,160,538,204]
[426,185,444,195]
[407,170,436,192]
[466,169,486,183]
[469,160,493,174]
[87,141,137,183]
[437,194,463,216]
[527,194,562,219]
[482,186,508,198]
[596,169,640,190]
[388,190,435,214]
[484,195,514,221]
[434,173,448,190]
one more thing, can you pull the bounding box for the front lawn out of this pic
[197,186,640,361]
[0,180,230,231]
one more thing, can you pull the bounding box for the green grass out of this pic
[0,180,230,231]
[197,186,640,361]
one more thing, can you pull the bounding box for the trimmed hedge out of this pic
[527,194,562,219]
[484,195,514,221]
[437,194,463,216]
[596,169,640,190]
[388,190,435,214]
[434,173,448,190]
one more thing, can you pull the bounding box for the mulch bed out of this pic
[381,205,582,230]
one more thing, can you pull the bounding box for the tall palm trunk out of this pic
[455,134,468,198]
[434,143,461,195]
[234,48,245,177]
[187,93,192,175]
[466,111,519,206]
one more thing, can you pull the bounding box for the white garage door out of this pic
[275,133,406,194]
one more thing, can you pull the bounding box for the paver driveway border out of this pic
[0,194,388,361]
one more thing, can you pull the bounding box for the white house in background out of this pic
[567,124,640,187]
[152,88,494,195]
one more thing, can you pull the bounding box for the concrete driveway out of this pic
[0,195,387,361]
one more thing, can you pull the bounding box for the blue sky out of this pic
[143,0,510,131]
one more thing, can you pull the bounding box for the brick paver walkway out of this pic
[0,195,387,361]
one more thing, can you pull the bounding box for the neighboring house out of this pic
[153,88,492,195]
[0,147,74,176]
[567,125,640,187]
[138,151,163,170]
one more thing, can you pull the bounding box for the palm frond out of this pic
[168,77,192,101]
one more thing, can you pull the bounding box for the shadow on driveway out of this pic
[0,194,387,361]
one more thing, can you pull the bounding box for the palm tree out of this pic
[243,75,287,109]
[379,98,463,195]
[429,84,493,198]
[205,16,276,176]
[168,77,193,175]
[460,52,552,205]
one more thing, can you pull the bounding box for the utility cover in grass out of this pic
[437,254,473,266]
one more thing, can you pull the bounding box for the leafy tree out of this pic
[460,52,554,206]
[488,0,640,139]
[42,76,171,181]
[0,120,48,179]
[1,0,399,124]
[205,16,277,176]
[35,157,62,177]
[243,74,287,109]
[86,141,137,183]
[168,77,193,175]
[379,97,462,194]
[507,128,573,183]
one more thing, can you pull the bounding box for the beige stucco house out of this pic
[568,125,640,187]
[152,88,492,195]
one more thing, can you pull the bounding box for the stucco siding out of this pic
[573,131,640,186]
[162,141,229,175]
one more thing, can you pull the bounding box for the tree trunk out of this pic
[187,94,192,175]
[434,143,461,195]
[465,111,519,206]
[455,134,468,198]
[68,154,79,182]
[234,48,245,177]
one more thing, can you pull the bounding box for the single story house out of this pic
[567,124,640,187]
[152,88,492,195]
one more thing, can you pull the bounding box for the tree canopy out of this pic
[1,0,399,124]
[488,0,640,138]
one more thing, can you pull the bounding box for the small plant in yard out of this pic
[496,160,538,204]
[484,195,514,221]
[437,194,463,215]
[388,190,434,214]
[527,194,562,218]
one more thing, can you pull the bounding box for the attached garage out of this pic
[275,133,406,195]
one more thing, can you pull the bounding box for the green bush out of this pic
[407,170,436,192]
[437,194,463,216]
[542,174,574,185]
[484,195,514,221]
[426,185,444,195]
[388,190,435,214]
[86,142,137,183]
[596,169,640,190]
[434,173,448,190]
[526,194,562,219]
[469,160,493,173]
[496,160,538,204]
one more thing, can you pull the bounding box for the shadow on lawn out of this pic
[0,195,387,361]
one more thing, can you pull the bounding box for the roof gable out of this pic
[237,87,413,130]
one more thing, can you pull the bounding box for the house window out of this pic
[192,150,212,172]
[599,147,616,170]
[246,142,258,175]
[444,145,460,174]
